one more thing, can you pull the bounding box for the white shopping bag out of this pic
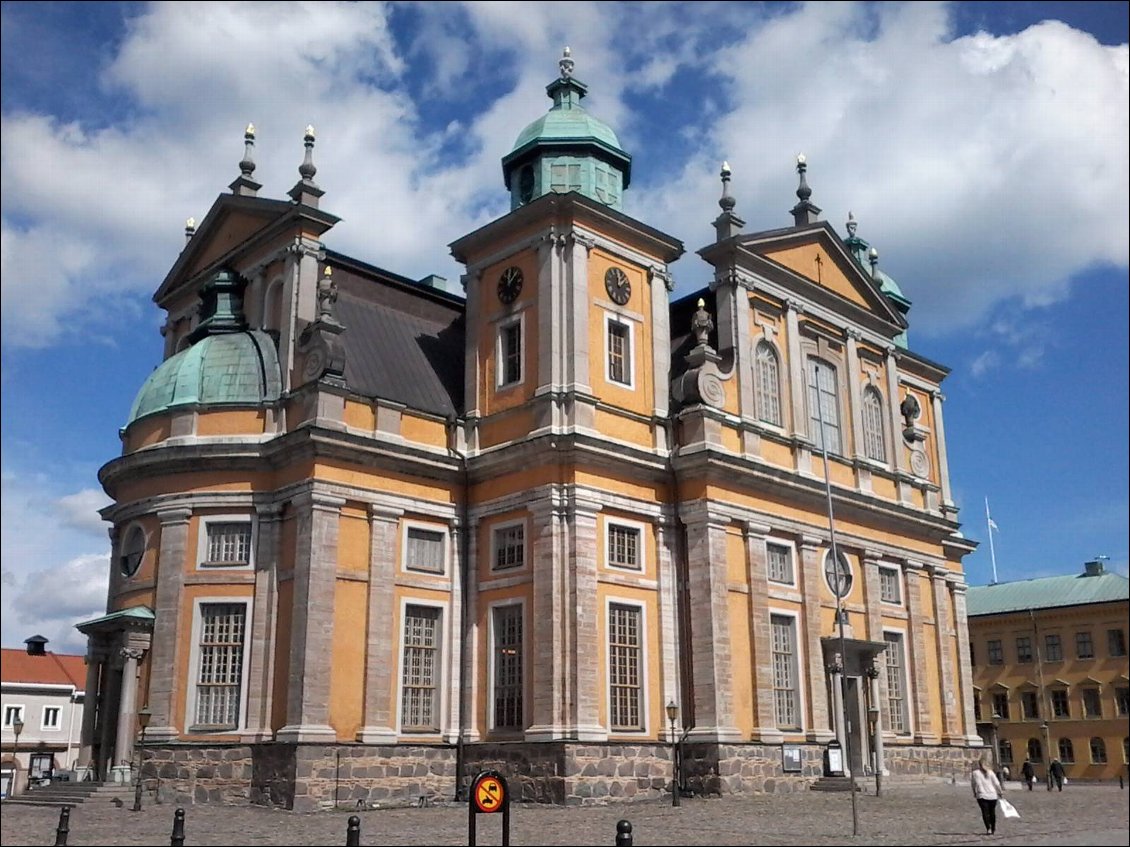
[998,797,1020,819]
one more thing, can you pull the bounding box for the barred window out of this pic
[771,615,800,729]
[205,522,252,566]
[401,606,441,731]
[808,359,842,454]
[1058,737,1075,763]
[406,527,445,574]
[861,387,886,462]
[1051,689,1070,718]
[194,603,246,728]
[767,543,794,585]
[607,319,632,386]
[992,692,1010,720]
[493,524,525,571]
[607,524,641,571]
[492,605,523,729]
[879,567,901,604]
[1016,636,1033,664]
[608,604,642,730]
[1045,633,1062,661]
[884,632,908,734]
[755,342,782,426]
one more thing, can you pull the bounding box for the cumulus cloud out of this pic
[7,553,109,654]
[55,488,113,535]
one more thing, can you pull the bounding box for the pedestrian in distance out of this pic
[1021,758,1035,790]
[971,752,1006,835]
[1049,758,1066,791]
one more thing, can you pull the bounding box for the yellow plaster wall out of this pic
[760,438,793,470]
[587,252,654,419]
[478,252,540,417]
[185,214,270,280]
[315,460,453,505]
[472,467,559,504]
[576,470,665,504]
[195,409,267,436]
[729,591,754,738]
[115,473,270,505]
[125,416,172,452]
[726,527,747,586]
[478,409,537,450]
[593,409,653,449]
[122,514,162,583]
[329,579,368,739]
[344,399,376,432]
[401,413,447,448]
[338,507,371,574]
[765,244,868,308]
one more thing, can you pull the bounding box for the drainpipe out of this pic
[447,414,470,801]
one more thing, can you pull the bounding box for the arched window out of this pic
[1058,737,1075,763]
[808,358,841,454]
[754,341,782,426]
[1089,737,1107,764]
[1027,738,1043,762]
[119,525,146,578]
[262,278,284,336]
[862,386,886,462]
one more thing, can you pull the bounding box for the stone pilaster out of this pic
[744,521,780,742]
[568,494,604,740]
[442,515,465,743]
[145,507,192,742]
[242,504,282,742]
[526,494,568,740]
[655,515,681,728]
[277,490,344,742]
[846,330,865,464]
[357,505,402,742]
[798,537,833,741]
[931,391,957,517]
[951,582,981,744]
[905,566,938,744]
[931,568,960,742]
[649,266,673,453]
[682,505,741,742]
[785,301,811,474]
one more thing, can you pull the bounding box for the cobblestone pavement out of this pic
[2,782,1127,846]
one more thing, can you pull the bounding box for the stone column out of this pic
[526,493,568,740]
[242,504,282,742]
[931,391,957,516]
[744,521,780,741]
[682,505,741,741]
[904,565,937,744]
[443,516,465,743]
[785,301,811,474]
[145,507,192,742]
[952,582,981,745]
[111,646,143,783]
[75,645,106,777]
[799,537,833,741]
[931,567,960,742]
[276,490,343,742]
[357,504,402,743]
[867,664,886,776]
[828,659,847,766]
[656,514,681,724]
[846,330,865,462]
[568,493,605,740]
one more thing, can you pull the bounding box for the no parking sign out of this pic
[468,770,510,846]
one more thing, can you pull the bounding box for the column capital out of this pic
[648,265,675,292]
[742,520,772,538]
[120,646,145,662]
[156,506,193,525]
[368,502,405,523]
[291,490,347,510]
[255,502,286,520]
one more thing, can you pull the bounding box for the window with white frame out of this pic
[401,605,442,732]
[754,341,782,426]
[3,705,24,727]
[492,522,525,571]
[883,632,909,734]
[405,526,446,574]
[991,691,1010,720]
[492,604,523,730]
[606,316,633,388]
[41,707,61,730]
[766,542,794,585]
[771,614,800,729]
[606,521,642,571]
[861,386,886,462]
[119,524,146,577]
[192,602,246,729]
[808,358,842,454]
[498,317,522,387]
[199,518,254,568]
[879,566,901,604]
[608,603,643,731]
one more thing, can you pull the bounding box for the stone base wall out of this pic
[138,740,983,810]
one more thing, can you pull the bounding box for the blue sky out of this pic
[1,1,1127,653]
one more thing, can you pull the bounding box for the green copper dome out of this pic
[126,329,282,426]
[502,48,631,211]
[844,214,911,348]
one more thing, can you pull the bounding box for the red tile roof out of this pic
[1,648,85,688]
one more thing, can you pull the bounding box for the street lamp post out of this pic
[132,706,152,812]
[666,700,680,807]
[11,716,24,796]
[990,712,1002,772]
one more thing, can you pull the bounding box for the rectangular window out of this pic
[1076,631,1094,659]
[770,614,800,730]
[41,707,61,730]
[1116,686,1129,716]
[991,692,1010,720]
[808,359,842,454]
[492,605,523,730]
[401,605,441,731]
[607,523,641,571]
[608,604,643,731]
[1051,689,1070,719]
[766,543,794,585]
[1044,633,1062,662]
[405,527,445,574]
[3,705,24,727]
[883,633,908,733]
[500,320,522,386]
[879,567,901,604]
[204,521,252,566]
[1108,629,1127,657]
[606,318,633,387]
[1016,636,1033,664]
[987,639,1003,665]
[1082,688,1101,718]
[973,696,982,721]
[1021,690,1039,720]
[492,523,525,571]
[193,603,246,729]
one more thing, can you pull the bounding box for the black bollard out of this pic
[170,807,186,847]
[346,815,361,846]
[615,819,633,847]
[54,806,70,846]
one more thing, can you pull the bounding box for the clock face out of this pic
[605,267,631,305]
[497,266,523,304]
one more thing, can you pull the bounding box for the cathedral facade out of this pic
[80,51,980,810]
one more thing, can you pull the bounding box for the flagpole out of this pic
[985,497,998,585]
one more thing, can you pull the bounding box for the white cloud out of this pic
[6,553,109,654]
[55,488,113,535]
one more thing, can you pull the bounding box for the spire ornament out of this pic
[868,247,880,282]
[559,46,574,79]
[846,211,858,239]
[184,217,196,246]
[712,160,745,240]
[288,125,325,207]
[790,153,821,226]
[229,122,262,197]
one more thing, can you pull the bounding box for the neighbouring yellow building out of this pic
[968,559,1130,784]
[78,51,982,810]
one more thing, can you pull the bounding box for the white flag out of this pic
[988,518,999,532]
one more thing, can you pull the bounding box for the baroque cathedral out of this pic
[78,50,980,810]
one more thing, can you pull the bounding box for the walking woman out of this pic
[971,753,1006,835]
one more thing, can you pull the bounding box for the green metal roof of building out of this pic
[509,106,623,155]
[966,565,1128,617]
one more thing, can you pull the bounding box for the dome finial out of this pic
[559,46,574,79]
[789,153,821,226]
[719,161,735,213]
[229,122,262,196]
[795,154,811,203]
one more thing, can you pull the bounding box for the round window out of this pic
[823,549,853,598]
[119,526,146,578]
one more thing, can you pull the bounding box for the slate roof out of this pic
[966,569,1129,617]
